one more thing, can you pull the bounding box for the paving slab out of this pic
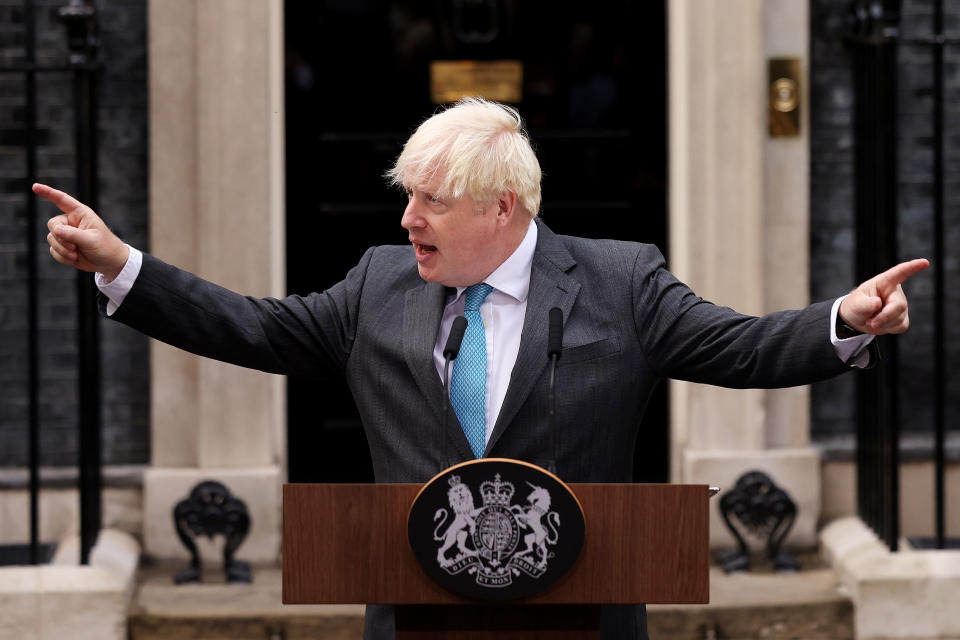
[129,562,363,639]
[130,561,853,639]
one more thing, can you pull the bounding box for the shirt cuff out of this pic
[830,295,874,368]
[94,245,143,316]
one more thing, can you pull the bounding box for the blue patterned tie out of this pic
[450,283,493,458]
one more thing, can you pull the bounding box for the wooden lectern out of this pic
[283,483,709,638]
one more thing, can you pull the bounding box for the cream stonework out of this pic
[146,0,286,562]
[0,530,140,640]
[0,487,141,545]
[144,467,281,565]
[822,517,960,639]
[821,460,960,538]
[686,448,820,549]
[669,0,819,545]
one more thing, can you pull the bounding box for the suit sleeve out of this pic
[103,249,376,377]
[631,245,849,388]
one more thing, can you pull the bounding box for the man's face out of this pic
[400,186,510,286]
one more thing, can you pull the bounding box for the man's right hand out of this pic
[34,183,129,282]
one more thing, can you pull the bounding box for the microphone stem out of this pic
[549,356,557,420]
[443,355,453,434]
[549,354,558,474]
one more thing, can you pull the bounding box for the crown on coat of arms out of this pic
[480,474,515,506]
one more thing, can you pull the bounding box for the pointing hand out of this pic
[838,259,929,335]
[34,183,129,282]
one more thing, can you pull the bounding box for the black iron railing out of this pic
[845,0,952,551]
[0,0,102,565]
[930,0,948,554]
[61,0,102,567]
[846,0,902,552]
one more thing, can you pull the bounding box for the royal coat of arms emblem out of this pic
[408,459,585,601]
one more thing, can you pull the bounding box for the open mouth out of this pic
[415,243,437,255]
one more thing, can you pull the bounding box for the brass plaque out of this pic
[768,58,801,137]
[430,60,523,104]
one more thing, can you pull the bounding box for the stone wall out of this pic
[0,0,149,467]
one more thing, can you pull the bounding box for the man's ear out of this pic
[496,190,519,223]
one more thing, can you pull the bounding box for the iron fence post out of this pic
[931,0,946,552]
[846,0,902,551]
[24,0,40,567]
[59,0,102,565]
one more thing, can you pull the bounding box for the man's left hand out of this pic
[839,259,930,335]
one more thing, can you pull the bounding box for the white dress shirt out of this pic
[432,220,538,445]
[97,223,873,449]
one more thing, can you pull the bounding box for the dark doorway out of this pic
[284,1,667,483]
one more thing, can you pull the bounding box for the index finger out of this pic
[880,258,930,287]
[32,183,86,215]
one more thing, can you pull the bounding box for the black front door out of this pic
[285,1,667,483]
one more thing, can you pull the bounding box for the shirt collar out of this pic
[453,219,537,303]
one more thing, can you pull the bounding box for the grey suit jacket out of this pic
[107,221,849,638]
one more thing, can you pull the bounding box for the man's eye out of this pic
[427,194,441,204]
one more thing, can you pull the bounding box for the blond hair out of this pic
[386,97,542,217]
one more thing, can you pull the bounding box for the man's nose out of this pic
[401,200,424,230]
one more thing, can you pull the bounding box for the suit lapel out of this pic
[485,222,580,455]
[402,281,474,460]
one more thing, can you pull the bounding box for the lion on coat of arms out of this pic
[433,476,480,567]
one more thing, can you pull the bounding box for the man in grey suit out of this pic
[37,98,926,639]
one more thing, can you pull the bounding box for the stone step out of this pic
[648,568,853,639]
[130,614,364,640]
[129,563,363,640]
[129,564,852,639]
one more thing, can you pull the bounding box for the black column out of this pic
[847,0,902,551]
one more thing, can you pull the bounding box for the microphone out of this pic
[547,307,563,474]
[444,316,468,360]
[548,307,563,359]
[443,316,468,437]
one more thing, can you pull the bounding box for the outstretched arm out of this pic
[634,244,929,388]
[34,182,129,281]
[34,182,363,378]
